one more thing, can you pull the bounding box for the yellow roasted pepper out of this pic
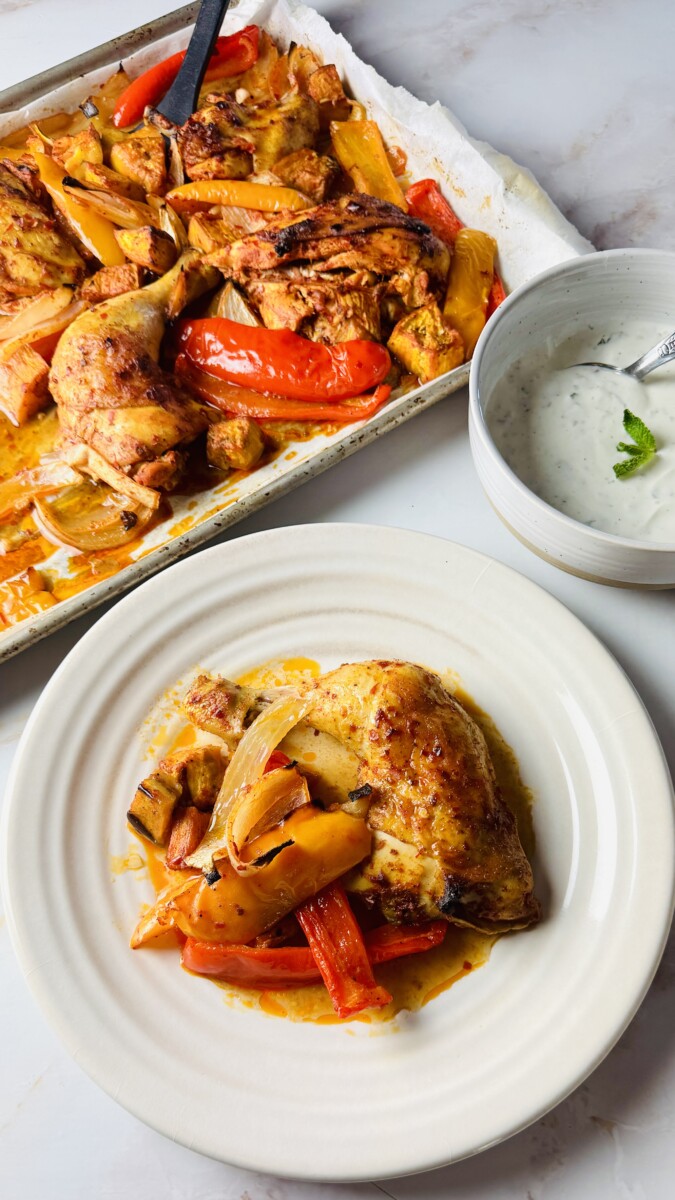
[131,806,371,948]
[330,119,405,209]
[34,153,125,267]
[165,179,311,214]
[443,227,497,360]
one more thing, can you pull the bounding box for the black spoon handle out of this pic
[157,0,231,126]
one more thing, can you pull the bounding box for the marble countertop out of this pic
[1,1,674,1197]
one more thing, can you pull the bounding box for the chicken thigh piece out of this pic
[49,251,216,481]
[304,661,539,931]
[183,661,539,933]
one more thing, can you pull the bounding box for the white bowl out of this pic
[469,249,675,587]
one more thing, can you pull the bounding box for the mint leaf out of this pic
[622,409,656,453]
[613,454,647,479]
[613,409,657,479]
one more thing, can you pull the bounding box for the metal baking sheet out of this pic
[0,0,591,663]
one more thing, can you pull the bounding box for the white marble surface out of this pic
[1,1,674,1197]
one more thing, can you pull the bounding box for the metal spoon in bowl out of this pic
[575,329,675,381]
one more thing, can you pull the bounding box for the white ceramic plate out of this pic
[2,525,673,1180]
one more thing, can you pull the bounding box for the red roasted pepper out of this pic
[178,319,391,402]
[264,750,292,773]
[113,26,260,128]
[295,883,392,1017]
[486,272,507,318]
[406,178,464,244]
[177,357,391,422]
[181,919,446,991]
[182,941,322,988]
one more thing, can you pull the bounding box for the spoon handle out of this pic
[627,330,675,380]
[157,0,231,126]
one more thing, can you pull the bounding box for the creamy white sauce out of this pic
[487,320,675,542]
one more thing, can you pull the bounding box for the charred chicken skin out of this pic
[182,661,539,933]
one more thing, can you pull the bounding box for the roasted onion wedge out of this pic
[33,478,154,551]
[185,693,310,873]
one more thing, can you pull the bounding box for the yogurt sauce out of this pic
[487,319,675,543]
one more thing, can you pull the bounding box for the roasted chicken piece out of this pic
[183,662,539,933]
[179,91,319,178]
[177,104,253,181]
[245,274,383,341]
[50,251,214,482]
[210,194,451,344]
[213,193,448,277]
[210,194,450,318]
[0,164,84,298]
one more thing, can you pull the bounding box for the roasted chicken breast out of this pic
[208,193,451,342]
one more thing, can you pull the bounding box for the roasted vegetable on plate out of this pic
[129,659,538,1021]
[0,22,506,638]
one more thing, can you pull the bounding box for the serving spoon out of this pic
[575,329,675,381]
[156,0,231,126]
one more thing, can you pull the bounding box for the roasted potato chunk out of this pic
[183,673,260,749]
[155,743,228,812]
[110,135,167,195]
[0,343,50,425]
[181,745,227,811]
[114,226,177,274]
[387,301,464,383]
[127,770,182,844]
[187,211,240,254]
[247,93,320,170]
[307,65,352,126]
[78,262,144,302]
[207,416,265,471]
[273,148,339,203]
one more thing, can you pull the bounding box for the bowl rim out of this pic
[469,246,675,555]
